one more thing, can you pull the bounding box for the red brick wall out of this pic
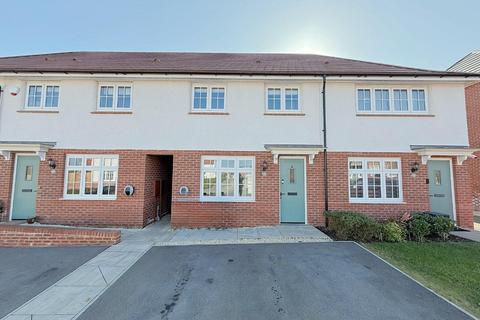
[0,224,120,247]
[327,152,430,221]
[0,149,473,229]
[171,151,283,228]
[453,160,474,228]
[0,157,15,222]
[465,83,480,211]
[36,149,147,228]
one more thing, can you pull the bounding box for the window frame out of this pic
[63,154,119,200]
[356,86,429,115]
[200,156,255,202]
[191,85,227,112]
[97,83,133,111]
[348,157,403,204]
[265,86,302,113]
[24,83,61,110]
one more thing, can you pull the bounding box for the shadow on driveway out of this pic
[78,242,473,320]
[0,246,107,318]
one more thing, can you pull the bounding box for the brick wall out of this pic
[327,152,430,221]
[0,224,120,247]
[453,160,474,228]
[0,149,473,229]
[36,149,147,228]
[465,82,480,211]
[171,151,285,228]
[0,157,14,222]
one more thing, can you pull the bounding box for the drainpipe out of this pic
[322,75,329,213]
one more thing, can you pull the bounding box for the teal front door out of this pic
[12,156,40,220]
[427,160,454,220]
[280,159,305,223]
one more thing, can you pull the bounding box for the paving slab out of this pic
[77,243,474,320]
[451,230,480,242]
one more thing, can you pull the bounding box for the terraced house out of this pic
[0,52,478,229]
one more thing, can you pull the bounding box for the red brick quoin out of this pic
[0,225,120,247]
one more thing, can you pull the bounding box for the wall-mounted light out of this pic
[410,161,420,177]
[47,158,57,174]
[261,160,268,176]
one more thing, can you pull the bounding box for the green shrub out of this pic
[382,221,405,242]
[430,216,455,241]
[325,211,382,242]
[407,215,431,242]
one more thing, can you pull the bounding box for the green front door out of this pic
[12,155,40,220]
[427,160,454,220]
[280,159,305,223]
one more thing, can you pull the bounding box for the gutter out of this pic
[322,75,329,212]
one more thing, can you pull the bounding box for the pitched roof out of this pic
[448,51,480,73]
[0,51,474,76]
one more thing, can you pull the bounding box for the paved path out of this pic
[451,230,480,242]
[2,217,330,319]
[77,243,474,320]
[0,246,106,319]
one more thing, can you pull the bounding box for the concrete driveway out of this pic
[78,242,472,320]
[0,246,106,318]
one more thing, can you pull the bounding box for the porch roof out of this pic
[264,144,323,164]
[0,141,56,161]
[410,145,479,165]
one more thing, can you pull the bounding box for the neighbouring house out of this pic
[0,52,478,229]
[448,51,480,214]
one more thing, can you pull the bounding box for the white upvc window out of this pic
[64,155,119,199]
[266,87,301,112]
[200,156,255,202]
[348,158,403,203]
[25,84,60,109]
[356,87,428,114]
[97,84,132,110]
[191,85,226,111]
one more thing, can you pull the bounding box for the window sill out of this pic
[349,200,405,204]
[199,197,255,203]
[18,109,59,114]
[60,197,118,201]
[264,112,305,116]
[189,111,229,115]
[91,111,133,115]
[356,113,433,117]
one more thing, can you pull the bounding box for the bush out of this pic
[382,221,405,242]
[431,216,455,241]
[325,211,382,242]
[407,214,431,242]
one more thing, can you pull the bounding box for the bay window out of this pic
[201,156,255,201]
[348,158,402,203]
